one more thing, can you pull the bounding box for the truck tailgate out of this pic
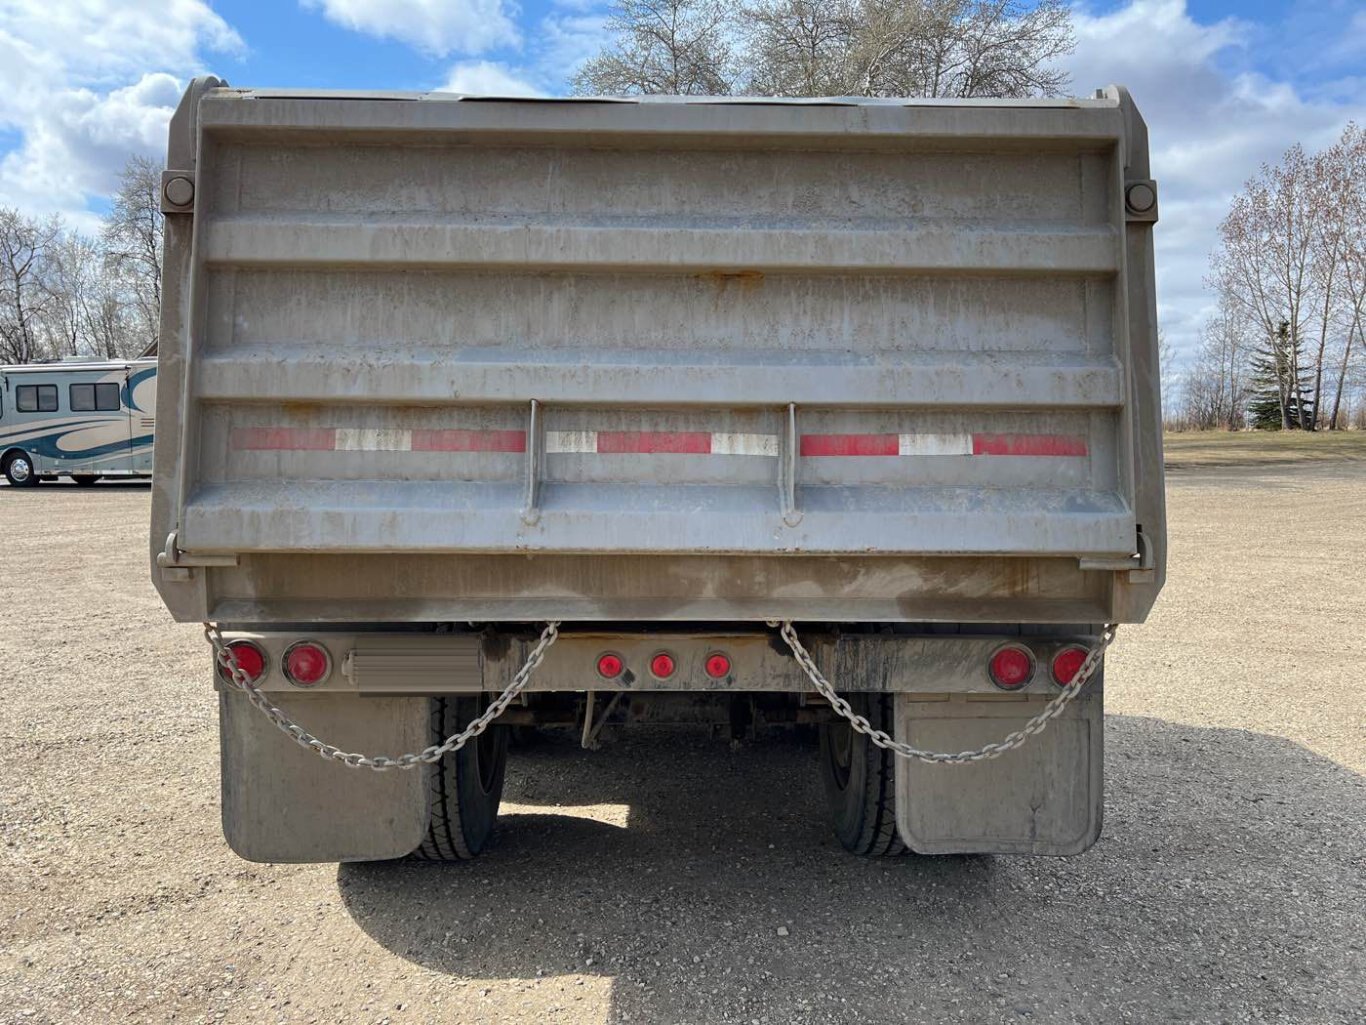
[152,85,1165,624]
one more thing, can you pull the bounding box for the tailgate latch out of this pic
[157,530,238,581]
[1078,527,1154,582]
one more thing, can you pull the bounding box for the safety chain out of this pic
[778,621,1118,764]
[204,621,560,771]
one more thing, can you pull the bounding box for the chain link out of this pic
[779,621,1117,764]
[204,622,560,771]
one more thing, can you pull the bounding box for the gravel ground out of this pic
[1,467,1363,1025]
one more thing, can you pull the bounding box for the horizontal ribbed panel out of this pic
[195,352,1124,408]
[200,94,1126,144]
[202,219,1118,274]
[180,480,1134,557]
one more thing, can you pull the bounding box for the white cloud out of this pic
[0,74,186,229]
[303,0,519,57]
[534,12,611,87]
[430,12,610,101]
[441,60,543,96]
[1067,0,1366,367]
[0,0,241,225]
[0,0,239,94]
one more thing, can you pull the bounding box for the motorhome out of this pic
[1,358,157,486]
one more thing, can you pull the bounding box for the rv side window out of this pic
[70,382,121,412]
[16,384,58,413]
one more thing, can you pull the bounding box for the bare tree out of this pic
[1,153,166,366]
[1303,132,1351,427]
[102,154,163,354]
[572,0,738,95]
[1209,149,1321,429]
[47,232,137,360]
[577,0,1072,98]
[1182,298,1255,431]
[1211,124,1366,431]
[745,0,856,97]
[843,0,1074,98]
[43,232,100,357]
[1328,123,1365,429]
[1156,327,1180,425]
[0,208,62,364]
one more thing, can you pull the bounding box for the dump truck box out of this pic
[151,81,1164,626]
[152,80,1166,864]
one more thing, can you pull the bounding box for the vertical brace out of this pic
[580,691,623,750]
[167,75,227,554]
[781,402,802,526]
[521,398,542,525]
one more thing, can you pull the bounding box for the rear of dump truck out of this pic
[151,78,1164,863]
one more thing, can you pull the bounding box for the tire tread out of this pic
[859,695,907,857]
[414,697,481,861]
[821,693,907,857]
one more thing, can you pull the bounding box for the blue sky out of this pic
[1,0,1363,366]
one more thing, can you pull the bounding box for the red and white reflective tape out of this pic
[800,433,1088,457]
[232,427,1086,458]
[545,431,779,456]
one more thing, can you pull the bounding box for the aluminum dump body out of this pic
[152,82,1165,625]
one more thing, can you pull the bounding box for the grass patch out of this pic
[1164,430,1366,468]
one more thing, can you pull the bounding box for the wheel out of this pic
[3,451,39,488]
[71,474,100,486]
[818,693,906,856]
[412,696,509,860]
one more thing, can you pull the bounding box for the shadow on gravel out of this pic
[339,717,1364,1024]
[0,479,151,491]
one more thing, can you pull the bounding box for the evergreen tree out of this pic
[1248,321,1315,430]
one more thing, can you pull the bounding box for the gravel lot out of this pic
[1,465,1363,1025]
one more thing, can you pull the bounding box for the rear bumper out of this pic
[214,625,1103,698]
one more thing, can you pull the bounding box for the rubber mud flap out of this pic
[219,691,429,863]
[893,689,1103,855]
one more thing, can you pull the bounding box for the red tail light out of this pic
[283,641,331,687]
[649,652,676,679]
[596,653,624,679]
[704,652,731,679]
[1051,646,1089,686]
[988,645,1034,690]
[217,640,266,684]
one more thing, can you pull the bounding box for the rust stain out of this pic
[696,270,765,292]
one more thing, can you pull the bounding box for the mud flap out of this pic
[219,690,430,863]
[893,690,1103,855]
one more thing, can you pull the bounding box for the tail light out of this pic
[988,645,1034,690]
[283,641,332,687]
[649,652,676,679]
[216,640,266,684]
[1051,646,1089,686]
[704,652,731,679]
[596,653,624,679]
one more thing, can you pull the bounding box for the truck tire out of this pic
[818,693,906,857]
[412,696,509,861]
